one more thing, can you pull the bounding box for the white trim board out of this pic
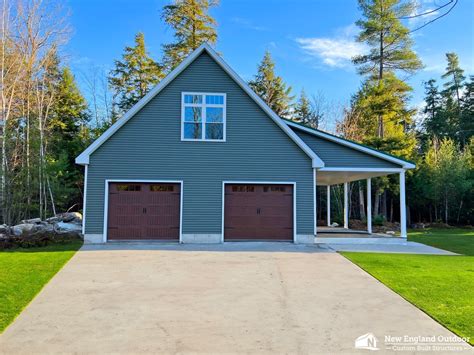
[102,179,184,243]
[285,120,415,169]
[221,181,297,243]
[76,43,324,168]
[81,164,88,235]
[319,167,405,173]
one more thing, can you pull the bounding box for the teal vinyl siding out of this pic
[292,128,400,168]
[85,52,314,235]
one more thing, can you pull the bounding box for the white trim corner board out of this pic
[81,164,88,235]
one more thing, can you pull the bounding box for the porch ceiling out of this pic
[316,170,399,185]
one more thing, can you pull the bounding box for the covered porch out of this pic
[285,119,415,245]
[314,168,408,243]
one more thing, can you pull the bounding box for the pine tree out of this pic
[161,0,218,70]
[460,76,474,145]
[49,67,90,212]
[249,51,294,118]
[352,0,422,138]
[423,79,445,138]
[109,32,163,114]
[442,52,465,105]
[293,89,319,128]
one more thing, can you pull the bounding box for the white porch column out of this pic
[327,185,331,226]
[343,182,349,229]
[400,170,407,238]
[314,168,317,236]
[367,178,372,234]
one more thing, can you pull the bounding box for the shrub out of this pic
[373,214,386,226]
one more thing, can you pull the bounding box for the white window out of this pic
[181,92,226,141]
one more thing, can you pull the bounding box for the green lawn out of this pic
[409,228,474,255]
[342,228,474,345]
[0,241,82,332]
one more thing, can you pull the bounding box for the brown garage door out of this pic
[107,182,180,240]
[224,184,293,241]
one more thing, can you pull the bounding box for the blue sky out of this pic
[66,0,473,130]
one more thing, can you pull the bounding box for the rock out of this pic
[56,212,82,223]
[12,223,39,236]
[330,222,339,228]
[386,231,396,235]
[56,222,82,232]
[0,222,83,250]
[20,218,42,224]
[46,216,60,224]
[0,224,8,234]
[40,223,54,233]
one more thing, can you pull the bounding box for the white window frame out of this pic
[181,92,227,142]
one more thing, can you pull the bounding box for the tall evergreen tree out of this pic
[249,51,294,118]
[460,76,474,145]
[352,0,422,138]
[423,79,445,138]
[109,32,163,115]
[49,67,90,212]
[161,0,218,70]
[442,52,465,105]
[293,89,319,128]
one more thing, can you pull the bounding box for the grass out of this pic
[0,241,82,332]
[409,228,474,255]
[342,228,474,345]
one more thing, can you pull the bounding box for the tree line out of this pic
[1,0,472,226]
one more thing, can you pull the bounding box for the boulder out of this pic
[56,222,82,232]
[56,212,82,224]
[39,223,55,233]
[46,216,60,224]
[20,218,42,224]
[12,223,39,236]
[330,222,339,228]
[0,219,83,250]
[386,231,396,235]
[0,224,8,234]
[411,223,426,229]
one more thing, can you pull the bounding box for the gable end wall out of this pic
[85,52,314,238]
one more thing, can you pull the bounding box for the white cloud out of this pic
[296,26,366,68]
[230,17,268,32]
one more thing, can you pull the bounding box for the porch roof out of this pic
[284,120,415,183]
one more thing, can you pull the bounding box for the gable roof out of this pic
[76,43,324,168]
[284,119,415,169]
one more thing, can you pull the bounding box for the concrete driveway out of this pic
[0,243,469,354]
